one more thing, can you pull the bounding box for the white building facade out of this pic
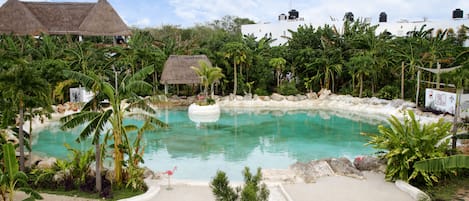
[242,10,469,46]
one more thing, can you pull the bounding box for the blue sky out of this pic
[2,0,469,28]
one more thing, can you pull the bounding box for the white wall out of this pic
[242,18,469,46]
[70,87,94,103]
[425,88,469,117]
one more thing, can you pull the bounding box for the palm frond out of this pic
[60,111,101,130]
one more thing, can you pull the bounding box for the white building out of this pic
[70,87,94,103]
[242,9,469,46]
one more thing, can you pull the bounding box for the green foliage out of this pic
[254,88,269,96]
[414,155,469,172]
[0,143,42,201]
[210,167,269,201]
[210,171,238,201]
[366,110,452,186]
[377,85,400,100]
[277,82,299,95]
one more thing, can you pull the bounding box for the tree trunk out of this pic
[233,60,237,95]
[359,74,363,98]
[96,140,102,192]
[401,62,405,99]
[18,99,25,171]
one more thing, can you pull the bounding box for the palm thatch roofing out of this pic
[0,0,131,36]
[160,55,212,85]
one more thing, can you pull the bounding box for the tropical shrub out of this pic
[366,110,452,186]
[0,143,42,201]
[277,82,299,96]
[377,85,400,100]
[210,167,269,201]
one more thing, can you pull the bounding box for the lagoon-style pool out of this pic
[33,108,381,181]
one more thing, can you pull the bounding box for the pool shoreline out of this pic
[25,93,449,133]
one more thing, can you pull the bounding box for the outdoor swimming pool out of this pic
[33,108,382,181]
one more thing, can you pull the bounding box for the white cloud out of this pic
[134,17,151,28]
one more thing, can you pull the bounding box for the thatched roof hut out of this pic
[160,55,212,85]
[0,0,131,36]
[160,55,212,94]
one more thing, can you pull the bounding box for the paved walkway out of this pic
[14,172,415,201]
[139,172,414,201]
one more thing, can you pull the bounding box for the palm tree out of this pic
[347,52,374,98]
[0,36,51,171]
[269,58,286,87]
[61,66,167,186]
[191,61,224,98]
[223,42,247,95]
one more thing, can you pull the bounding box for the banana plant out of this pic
[414,155,469,172]
[0,143,42,201]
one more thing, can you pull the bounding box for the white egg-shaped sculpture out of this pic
[188,103,221,123]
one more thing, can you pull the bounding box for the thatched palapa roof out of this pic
[0,0,131,36]
[160,55,212,85]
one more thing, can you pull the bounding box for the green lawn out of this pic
[421,170,469,201]
[38,187,144,201]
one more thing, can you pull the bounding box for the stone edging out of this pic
[395,180,431,201]
[117,179,160,201]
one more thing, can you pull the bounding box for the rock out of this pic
[143,167,159,179]
[318,89,331,99]
[262,169,300,183]
[286,95,298,101]
[37,157,57,169]
[296,94,307,101]
[252,94,259,101]
[389,99,405,108]
[271,93,285,101]
[259,96,271,101]
[290,160,334,183]
[306,92,318,99]
[26,153,44,168]
[244,93,253,100]
[57,104,66,113]
[235,95,244,101]
[325,157,364,179]
[353,156,387,173]
[52,169,71,183]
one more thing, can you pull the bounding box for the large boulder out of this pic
[296,94,307,101]
[318,89,331,99]
[259,96,271,101]
[262,169,299,183]
[290,160,334,183]
[37,157,57,169]
[306,92,318,100]
[286,95,298,101]
[325,157,364,179]
[271,93,285,101]
[353,156,387,173]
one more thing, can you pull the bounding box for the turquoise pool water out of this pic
[33,108,381,181]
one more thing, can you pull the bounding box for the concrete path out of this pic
[282,172,413,201]
[14,172,414,201]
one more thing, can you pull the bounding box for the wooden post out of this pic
[401,62,405,99]
[451,88,463,151]
[415,70,421,107]
[436,62,441,89]
[164,84,168,95]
